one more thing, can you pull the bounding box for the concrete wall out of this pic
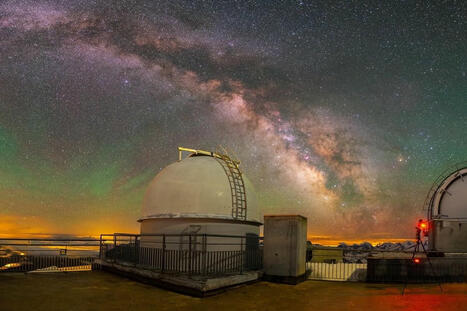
[429,220,467,253]
[263,215,307,277]
[367,257,467,282]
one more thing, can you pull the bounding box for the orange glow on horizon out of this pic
[1,214,413,246]
[307,235,413,247]
[0,214,138,239]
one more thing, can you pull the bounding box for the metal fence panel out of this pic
[99,233,262,277]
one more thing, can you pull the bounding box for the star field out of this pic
[0,0,466,241]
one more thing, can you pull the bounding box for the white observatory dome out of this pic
[141,155,259,223]
[428,167,467,219]
[426,164,467,253]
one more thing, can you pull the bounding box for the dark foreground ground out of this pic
[1,271,467,311]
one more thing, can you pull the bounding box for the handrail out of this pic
[0,243,102,246]
[0,238,105,241]
[99,232,262,276]
[102,233,249,239]
[177,147,240,165]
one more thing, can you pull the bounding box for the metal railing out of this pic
[99,233,262,276]
[0,255,95,272]
[306,251,367,281]
[0,237,108,273]
[307,261,367,281]
[306,248,414,282]
[307,248,467,283]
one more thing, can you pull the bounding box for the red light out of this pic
[413,258,421,264]
[417,220,429,231]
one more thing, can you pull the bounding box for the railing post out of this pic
[188,234,193,276]
[137,235,140,266]
[161,234,166,273]
[99,234,103,259]
[113,234,117,262]
[133,235,138,267]
[240,236,244,274]
[202,234,207,276]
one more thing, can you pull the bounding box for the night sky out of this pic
[0,1,466,242]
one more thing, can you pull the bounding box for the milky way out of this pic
[0,1,466,241]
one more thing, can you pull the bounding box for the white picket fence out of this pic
[307,262,367,282]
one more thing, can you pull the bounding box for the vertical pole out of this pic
[189,234,192,276]
[137,235,140,266]
[113,234,117,262]
[133,235,136,266]
[240,236,244,274]
[203,234,207,276]
[99,234,103,259]
[161,234,166,273]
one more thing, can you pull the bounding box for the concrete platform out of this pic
[263,271,309,284]
[3,272,467,311]
[94,259,262,297]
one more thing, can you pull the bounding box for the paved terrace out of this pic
[1,271,467,311]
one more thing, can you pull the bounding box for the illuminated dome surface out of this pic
[430,167,467,219]
[141,156,259,222]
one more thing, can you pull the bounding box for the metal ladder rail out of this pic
[227,162,247,219]
[219,157,243,219]
[216,155,247,220]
